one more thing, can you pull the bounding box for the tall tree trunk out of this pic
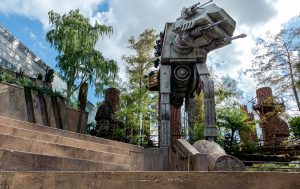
[292,85,300,112]
[78,82,88,111]
[138,66,143,145]
[287,56,300,112]
[66,81,73,105]
[66,66,76,105]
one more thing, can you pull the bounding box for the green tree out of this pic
[216,108,256,154]
[188,75,249,146]
[246,17,300,112]
[116,88,157,145]
[296,62,300,89]
[46,9,118,103]
[122,29,156,93]
[119,29,157,145]
[215,75,243,106]
[289,116,300,139]
[189,92,205,143]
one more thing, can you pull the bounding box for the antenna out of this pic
[198,0,213,8]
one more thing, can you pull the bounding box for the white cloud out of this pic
[94,0,290,90]
[0,0,104,29]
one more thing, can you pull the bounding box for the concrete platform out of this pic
[0,171,299,189]
[0,149,129,171]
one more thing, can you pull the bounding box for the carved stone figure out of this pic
[253,87,289,147]
[152,1,246,147]
[95,88,125,140]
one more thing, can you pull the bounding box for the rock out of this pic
[193,140,246,171]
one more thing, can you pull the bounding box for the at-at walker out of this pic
[150,0,246,147]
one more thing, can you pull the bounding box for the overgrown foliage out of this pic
[185,75,257,153]
[210,76,258,154]
[289,116,300,139]
[0,71,64,98]
[46,9,118,103]
[117,29,157,146]
[216,108,256,154]
[122,29,156,90]
[248,163,299,172]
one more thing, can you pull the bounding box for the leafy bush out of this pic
[248,163,299,172]
[0,71,64,99]
[86,122,96,135]
[289,116,300,139]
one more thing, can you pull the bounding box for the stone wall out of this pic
[66,107,88,133]
[0,83,28,121]
[129,150,144,171]
[144,148,168,171]
[0,82,88,134]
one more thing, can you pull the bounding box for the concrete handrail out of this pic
[171,139,208,171]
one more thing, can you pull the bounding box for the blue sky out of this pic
[0,2,110,104]
[0,14,57,68]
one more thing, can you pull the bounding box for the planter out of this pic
[0,82,28,121]
[66,107,88,133]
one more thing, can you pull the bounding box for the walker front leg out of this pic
[160,65,171,147]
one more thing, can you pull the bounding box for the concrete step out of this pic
[0,124,129,156]
[0,148,129,171]
[0,171,299,189]
[0,116,143,153]
[0,133,129,165]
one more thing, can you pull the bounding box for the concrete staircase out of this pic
[0,116,144,171]
[0,116,299,189]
